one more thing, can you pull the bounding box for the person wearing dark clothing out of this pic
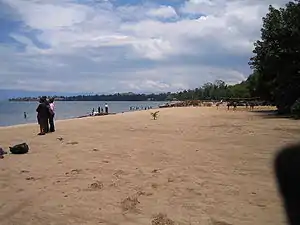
[43,96,50,133]
[49,98,55,132]
[98,106,101,114]
[36,97,50,135]
[105,103,108,114]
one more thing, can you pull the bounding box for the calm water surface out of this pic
[0,101,165,127]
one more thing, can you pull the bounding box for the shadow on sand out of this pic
[249,109,297,120]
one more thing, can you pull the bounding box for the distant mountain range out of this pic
[0,89,85,100]
[0,89,165,101]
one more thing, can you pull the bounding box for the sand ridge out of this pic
[1,107,299,225]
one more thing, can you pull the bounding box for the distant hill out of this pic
[0,89,84,100]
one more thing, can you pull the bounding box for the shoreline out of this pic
[0,105,278,129]
[0,108,157,129]
[0,101,164,128]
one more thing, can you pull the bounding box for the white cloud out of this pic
[6,0,91,29]
[0,0,289,93]
[147,5,178,18]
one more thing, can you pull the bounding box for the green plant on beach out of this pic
[150,111,159,120]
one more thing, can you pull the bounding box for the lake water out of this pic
[0,101,165,127]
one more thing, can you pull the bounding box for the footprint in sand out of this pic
[113,169,126,178]
[66,141,79,145]
[211,219,233,225]
[167,178,175,183]
[70,169,81,174]
[121,196,140,212]
[89,181,104,190]
[151,213,175,225]
[137,190,153,197]
[151,183,159,189]
[65,169,82,176]
[186,187,202,196]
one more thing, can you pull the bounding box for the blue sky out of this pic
[0,0,286,94]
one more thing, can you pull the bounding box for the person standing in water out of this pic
[105,103,108,114]
[24,112,27,119]
[48,98,55,132]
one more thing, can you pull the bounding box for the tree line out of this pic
[9,80,254,102]
[62,93,169,101]
[170,79,252,101]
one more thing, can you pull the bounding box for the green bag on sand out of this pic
[9,143,29,154]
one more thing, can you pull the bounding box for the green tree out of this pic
[245,72,259,97]
[249,1,300,113]
[228,82,250,98]
[170,79,252,101]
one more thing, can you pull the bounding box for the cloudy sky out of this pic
[0,0,287,94]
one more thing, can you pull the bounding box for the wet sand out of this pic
[1,106,299,225]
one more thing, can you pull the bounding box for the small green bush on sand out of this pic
[150,111,159,120]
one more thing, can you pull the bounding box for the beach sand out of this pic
[1,107,299,225]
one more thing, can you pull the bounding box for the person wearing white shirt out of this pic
[49,98,55,132]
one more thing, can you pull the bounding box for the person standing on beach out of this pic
[105,103,108,114]
[44,96,50,133]
[49,98,55,132]
[36,97,49,135]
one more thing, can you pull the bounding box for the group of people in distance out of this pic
[91,103,109,116]
[36,96,55,135]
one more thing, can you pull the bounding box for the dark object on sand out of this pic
[0,147,7,159]
[0,148,7,155]
[274,143,300,225]
[9,143,29,154]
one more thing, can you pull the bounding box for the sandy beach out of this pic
[1,106,299,225]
